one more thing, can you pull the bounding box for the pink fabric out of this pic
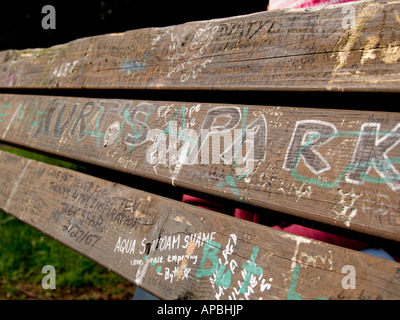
[268,0,355,10]
[182,194,233,214]
[234,209,260,223]
[182,194,260,222]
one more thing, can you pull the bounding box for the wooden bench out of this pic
[0,0,400,300]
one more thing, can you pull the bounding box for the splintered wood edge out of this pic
[0,151,399,300]
[1,0,400,91]
[0,93,399,241]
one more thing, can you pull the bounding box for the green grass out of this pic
[0,209,126,288]
[0,146,134,299]
[0,146,86,171]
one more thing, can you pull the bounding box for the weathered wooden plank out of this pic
[1,151,399,300]
[0,93,399,241]
[1,0,400,92]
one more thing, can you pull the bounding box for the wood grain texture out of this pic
[1,151,399,300]
[1,0,400,92]
[0,94,399,241]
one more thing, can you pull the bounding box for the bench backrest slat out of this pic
[0,0,399,92]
